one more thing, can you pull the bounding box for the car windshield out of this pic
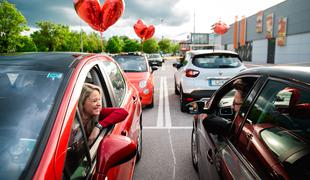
[192,54,242,68]
[0,66,63,179]
[148,54,161,59]
[114,55,147,72]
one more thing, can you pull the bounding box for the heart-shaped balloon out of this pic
[74,0,125,32]
[133,19,155,40]
[134,19,147,39]
[144,25,155,40]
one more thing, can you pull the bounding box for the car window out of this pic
[244,80,310,178]
[192,54,241,68]
[101,61,126,107]
[114,55,147,72]
[0,68,63,179]
[63,116,91,179]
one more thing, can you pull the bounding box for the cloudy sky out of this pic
[9,0,285,40]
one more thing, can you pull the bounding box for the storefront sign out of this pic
[277,17,287,46]
[256,11,263,33]
[266,13,274,38]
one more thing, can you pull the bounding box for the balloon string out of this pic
[100,32,103,52]
[141,38,144,53]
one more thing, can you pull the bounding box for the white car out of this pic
[147,53,164,66]
[173,50,246,112]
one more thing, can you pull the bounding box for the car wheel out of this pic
[180,88,187,112]
[147,94,154,108]
[174,80,179,95]
[136,118,143,162]
[191,125,198,171]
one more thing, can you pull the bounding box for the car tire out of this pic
[191,125,199,171]
[136,118,143,162]
[180,88,187,112]
[147,94,154,108]
[174,80,179,95]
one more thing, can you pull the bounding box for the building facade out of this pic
[221,0,310,64]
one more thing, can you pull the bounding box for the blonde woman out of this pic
[78,83,128,145]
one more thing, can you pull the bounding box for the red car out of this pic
[0,52,143,179]
[189,66,310,179]
[113,53,158,108]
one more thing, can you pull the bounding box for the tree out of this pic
[123,38,141,52]
[142,38,159,53]
[0,0,28,53]
[171,43,180,55]
[158,38,172,53]
[105,36,123,53]
[16,36,37,52]
[31,21,71,51]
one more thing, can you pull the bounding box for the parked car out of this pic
[0,52,143,180]
[113,53,158,108]
[147,53,164,66]
[189,66,310,180]
[173,50,246,112]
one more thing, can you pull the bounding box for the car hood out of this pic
[125,72,150,84]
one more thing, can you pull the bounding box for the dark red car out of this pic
[189,66,310,179]
[0,52,143,179]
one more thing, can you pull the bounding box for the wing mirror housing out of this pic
[203,115,232,136]
[187,98,210,114]
[172,63,182,69]
[94,135,137,180]
[151,65,158,72]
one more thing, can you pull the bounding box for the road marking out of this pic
[144,126,192,129]
[162,64,166,71]
[164,77,172,127]
[168,128,176,180]
[157,77,164,127]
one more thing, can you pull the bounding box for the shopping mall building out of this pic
[221,0,310,64]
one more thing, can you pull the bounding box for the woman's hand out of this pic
[88,127,100,146]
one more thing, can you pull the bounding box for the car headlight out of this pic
[139,80,147,88]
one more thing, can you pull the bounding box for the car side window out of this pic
[242,80,310,178]
[63,115,91,179]
[101,61,126,107]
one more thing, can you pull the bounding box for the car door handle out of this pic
[133,95,138,102]
[121,130,128,136]
[246,133,253,139]
[207,149,213,164]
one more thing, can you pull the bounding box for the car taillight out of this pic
[185,69,200,77]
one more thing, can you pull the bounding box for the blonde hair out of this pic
[78,83,102,114]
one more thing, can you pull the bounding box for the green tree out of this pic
[16,36,37,52]
[31,21,70,51]
[105,36,122,53]
[158,38,172,53]
[0,0,28,53]
[142,38,159,53]
[123,38,141,52]
[171,43,180,55]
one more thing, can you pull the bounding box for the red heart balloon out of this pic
[133,19,155,40]
[74,0,125,32]
[134,19,147,39]
[144,25,155,40]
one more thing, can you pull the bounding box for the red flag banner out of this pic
[266,13,274,39]
[277,17,287,46]
[239,16,246,46]
[256,11,263,33]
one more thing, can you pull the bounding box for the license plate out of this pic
[209,79,227,86]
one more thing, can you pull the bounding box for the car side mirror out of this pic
[187,98,210,114]
[94,135,137,180]
[151,65,158,72]
[203,114,232,136]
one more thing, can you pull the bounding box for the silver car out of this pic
[147,53,164,66]
[173,50,246,112]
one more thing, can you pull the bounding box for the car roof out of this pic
[239,66,310,85]
[187,50,238,56]
[0,52,91,68]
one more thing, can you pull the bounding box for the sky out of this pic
[9,0,286,40]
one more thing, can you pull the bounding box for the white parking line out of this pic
[157,77,164,127]
[164,77,172,127]
[162,64,166,71]
[144,126,192,129]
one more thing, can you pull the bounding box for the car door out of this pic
[98,58,141,179]
[197,76,260,180]
[233,78,310,179]
[175,52,190,90]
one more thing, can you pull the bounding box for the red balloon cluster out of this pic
[74,0,125,32]
[134,19,155,40]
[211,21,229,35]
